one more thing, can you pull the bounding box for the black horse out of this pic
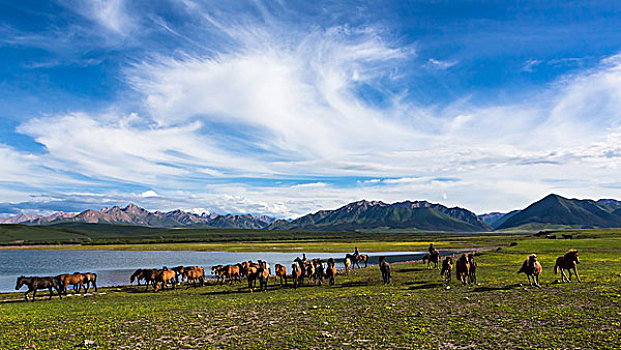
[16,276,63,302]
[379,256,392,285]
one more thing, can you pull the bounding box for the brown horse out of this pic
[518,254,542,287]
[423,251,441,269]
[455,254,470,285]
[555,249,581,283]
[325,258,337,286]
[441,257,453,284]
[291,263,302,289]
[258,261,270,291]
[467,253,477,285]
[154,268,177,292]
[83,272,98,292]
[182,267,205,287]
[16,276,62,302]
[379,256,392,284]
[275,264,287,286]
[58,273,87,295]
[214,265,241,284]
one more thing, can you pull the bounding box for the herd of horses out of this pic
[14,248,583,301]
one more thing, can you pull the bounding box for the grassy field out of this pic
[1,230,620,349]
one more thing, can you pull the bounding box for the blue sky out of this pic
[0,0,620,218]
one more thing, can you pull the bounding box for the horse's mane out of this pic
[564,249,578,259]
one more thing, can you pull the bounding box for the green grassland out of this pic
[1,229,620,349]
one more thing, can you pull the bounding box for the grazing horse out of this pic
[325,258,337,286]
[83,272,97,292]
[555,249,581,283]
[291,263,303,290]
[275,264,287,286]
[154,267,177,292]
[16,276,63,302]
[214,265,241,285]
[518,254,542,287]
[379,256,392,284]
[441,257,453,284]
[344,257,352,274]
[455,254,470,285]
[467,253,478,285]
[58,273,87,295]
[423,251,441,269]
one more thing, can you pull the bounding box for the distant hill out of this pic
[0,204,275,229]
[478,210,520,229]
[269,200,491,232]
[496,194,621,230]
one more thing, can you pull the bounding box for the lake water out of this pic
[0,250,434,293]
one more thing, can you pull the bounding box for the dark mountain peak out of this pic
[541,193,565,202]
[124,203,146,212]
[497,194,621,230]
[597,199,621,206]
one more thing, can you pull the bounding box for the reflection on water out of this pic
[0,249,433,293]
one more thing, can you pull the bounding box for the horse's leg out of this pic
[32,289,37,302]
[574,267,581,283]
[24,290,30,302]
[48,287,54,300]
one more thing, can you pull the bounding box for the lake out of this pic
[0,250,435,293]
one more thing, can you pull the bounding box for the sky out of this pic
[0,0,620,218]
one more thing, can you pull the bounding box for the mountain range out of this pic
[0,204,276,229]
[269,200,490,232]
[1,194,620,232]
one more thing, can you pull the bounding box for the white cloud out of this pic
[5,5,621,216]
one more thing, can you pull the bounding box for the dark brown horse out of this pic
[130,268,158,291]
[325,258,337,286]
[467,253,477,285]
[455,254,470,285]
[518,254,542,287]
[16,276,62,302]
[554,249,581,283]
[379,256,392,284]
[441,257,453,284]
